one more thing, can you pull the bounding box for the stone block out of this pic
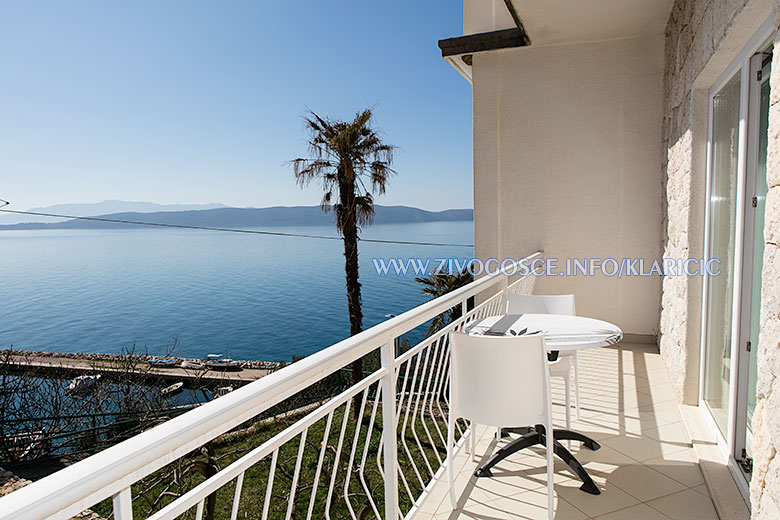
[765,188,780,244]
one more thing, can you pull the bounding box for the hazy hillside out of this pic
[0,205,473,231]
[0,200,227,225]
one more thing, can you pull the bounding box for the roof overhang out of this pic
[439,0,674,83]
[438,27,530,83]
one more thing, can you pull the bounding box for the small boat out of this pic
[204,354,240,370]
[148,358,178,368]
[206,358,239,369]
[181,360,204,370]
[66,374,101,394]
[161,382,184,396]
[1,430,51,461]
[215,386,233,397]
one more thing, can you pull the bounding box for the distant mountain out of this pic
[0,205,473,231]
[0,200,228,225]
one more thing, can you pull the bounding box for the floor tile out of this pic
[606,463,687,502]
[637,384,678,405]
[645,488,718,520]
[436,495,516,519]
[643,451,705,488]
[637,400,683,421]
[488,488,588,520]
[601,433,688,462]
[580,410,671,440]
[642,423,691,445]
[554,478,641,518]
[592,503,671,520]
[470,466,562,499]
[642,366,672,381]
[480,457,574,486]
[441,473,511,515]
[564,444,637,474]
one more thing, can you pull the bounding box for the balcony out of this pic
[0,252,717,520]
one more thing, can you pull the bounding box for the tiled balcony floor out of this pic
[415,342,718,519]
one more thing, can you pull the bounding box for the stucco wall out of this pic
[472,37,664,336]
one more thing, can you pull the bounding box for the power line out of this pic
[0,207,474,248]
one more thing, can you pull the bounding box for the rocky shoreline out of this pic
[2,349,281,370]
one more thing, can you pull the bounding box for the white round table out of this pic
[467,313,623,351]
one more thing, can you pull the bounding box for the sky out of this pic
[0,1,473,213]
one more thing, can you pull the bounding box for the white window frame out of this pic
[699,15,776,500]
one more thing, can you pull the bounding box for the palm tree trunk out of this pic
[343,229,363,337]
[339,180,364,418]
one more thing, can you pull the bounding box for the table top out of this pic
[466,313,623,351]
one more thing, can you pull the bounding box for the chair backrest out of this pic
[507,293,575,316]
[449,332,551,427]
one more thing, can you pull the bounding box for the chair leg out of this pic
[545,422,554,520]
[470,422,477,461]
[564,375,571,430]
[564,374,572,449]
[574,351,581,420]
[465,422,470,455]
[448,415,456,509]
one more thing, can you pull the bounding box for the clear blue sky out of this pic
[0,1,472,212]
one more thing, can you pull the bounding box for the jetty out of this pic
[0,351,276,386]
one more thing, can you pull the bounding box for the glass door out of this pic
[735,50,771,476]
[703,71,742,437]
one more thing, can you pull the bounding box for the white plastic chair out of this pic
[448,331,555,518]
[507,294,580,426]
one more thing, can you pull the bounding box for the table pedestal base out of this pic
[474,425,601,495]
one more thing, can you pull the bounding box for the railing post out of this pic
[500,276,509,312]
[380,340,399,520]
[112,486,133,520]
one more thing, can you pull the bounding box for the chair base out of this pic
[474,425,601,495]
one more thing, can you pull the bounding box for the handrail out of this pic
[147,368,388,520]
[0,251,542,520]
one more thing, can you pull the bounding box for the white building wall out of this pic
[472,37,665,336]
[464,0,515,35]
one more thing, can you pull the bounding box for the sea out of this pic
[0,221,473,362]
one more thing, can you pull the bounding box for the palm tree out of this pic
[415,269,474,335]
[291,109,395,397]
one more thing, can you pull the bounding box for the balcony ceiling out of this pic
[509,0,675,46]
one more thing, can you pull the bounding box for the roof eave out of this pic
[437,27,530,83]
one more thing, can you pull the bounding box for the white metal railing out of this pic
[0,252,542,520]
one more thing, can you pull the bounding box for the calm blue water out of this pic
[0,221,473,361]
